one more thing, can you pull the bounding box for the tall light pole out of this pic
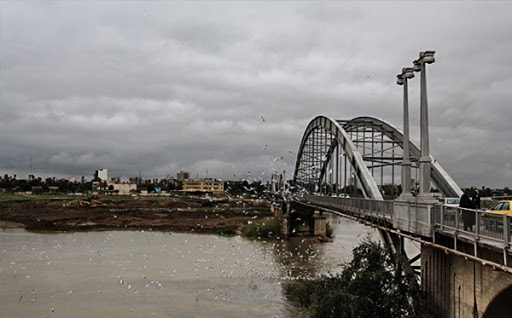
[397,67,414,200]
[413,50,436,201]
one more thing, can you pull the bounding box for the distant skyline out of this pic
[1,2,512,188]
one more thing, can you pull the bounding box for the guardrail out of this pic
[301,194,393,220]
[434,205,511,250]
[299,195,511,253]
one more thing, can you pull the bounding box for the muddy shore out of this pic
[0,197,272,233]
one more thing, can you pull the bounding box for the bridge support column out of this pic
[311,211,326,236]
[279,201,291,237]
[285,202,328,237]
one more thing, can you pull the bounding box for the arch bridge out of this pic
[288,115,512,318]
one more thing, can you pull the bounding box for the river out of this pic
[0,214,403,317]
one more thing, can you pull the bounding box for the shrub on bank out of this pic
[293,238,417,318]
[242,218,280,238]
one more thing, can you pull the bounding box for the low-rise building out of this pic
[182,178,224,193]
[177,171,189,181]
[110,177,121,184]
[113,183,137,195]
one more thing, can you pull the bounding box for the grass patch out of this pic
[0,193,79,201]
[242,218,280,238]
[0,194,164,202]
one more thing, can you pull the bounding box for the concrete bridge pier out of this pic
[280,202,326,237]
[312,211,327,236]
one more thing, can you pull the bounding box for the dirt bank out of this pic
[0,197,272,233]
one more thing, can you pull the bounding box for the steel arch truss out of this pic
[344,116,462,198]
[293,116,383,200]
[293,116,462,199]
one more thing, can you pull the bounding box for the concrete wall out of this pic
[113,183,136,194]
[422,244,512,317]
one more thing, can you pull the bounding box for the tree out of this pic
[249,181,266,195]
[381,184,400,198]
[18,180,32,192]
[480,187,493,197]
[224,180,250,196]
[295,238,417,318]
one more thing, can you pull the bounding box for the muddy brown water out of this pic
[1,214,412,317]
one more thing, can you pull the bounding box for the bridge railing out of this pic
[301,194,393,220]
[435,205,511,249]
[300,195,511,251]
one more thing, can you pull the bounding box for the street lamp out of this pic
[413,50,436,201]
[397,67,414,200]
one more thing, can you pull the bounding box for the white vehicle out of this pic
[442,197,460,207]
[338,193,350,198]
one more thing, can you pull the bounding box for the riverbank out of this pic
[0,196,272,233]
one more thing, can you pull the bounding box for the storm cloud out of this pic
[1,2,511,187]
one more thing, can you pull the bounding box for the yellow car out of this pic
[486,200,512,216]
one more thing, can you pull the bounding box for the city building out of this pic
[95,169,108,181]
[110,176,121,184]
[177,171,189,181]
[129,177,141,184]
[158,177,180,189]
[271,173,284,193]
[182,178,224,193]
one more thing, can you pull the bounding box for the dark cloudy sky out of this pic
[1,2,511,188]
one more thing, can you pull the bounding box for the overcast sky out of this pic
[1,1,511,188]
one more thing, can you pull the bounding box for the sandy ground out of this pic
[0,197,271,233]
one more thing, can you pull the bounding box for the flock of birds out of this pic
[3,229,346,315]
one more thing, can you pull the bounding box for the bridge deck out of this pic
[298,194,512,269]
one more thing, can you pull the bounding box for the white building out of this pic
[97,169,108,181]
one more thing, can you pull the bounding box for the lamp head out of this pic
[396,74,404,85]
[419,50,436,64]
[412,59,421,72]
[402,67,415,79]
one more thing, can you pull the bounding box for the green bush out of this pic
[242,218,280,238]
[294,238,417,318]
